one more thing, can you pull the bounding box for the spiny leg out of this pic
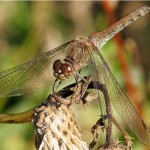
[70,75,92,104]
[73,69,87,102]
[55,81,62,93]
[53,78,63,94]
[53,75,92,105]
[53,79,58,93]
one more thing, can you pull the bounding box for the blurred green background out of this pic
[0,1,149,150]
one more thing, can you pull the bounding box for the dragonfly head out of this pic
[53,59,72,80]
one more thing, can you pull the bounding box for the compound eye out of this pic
[60,64,72,74]
[53,59,62,72]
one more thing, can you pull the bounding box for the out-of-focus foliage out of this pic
[0,1,149,150]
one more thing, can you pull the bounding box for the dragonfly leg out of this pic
[70,75,92,104]
[50,75,93,106]
[52,79,58,93]
[73,69,87,102]
[51,83,90,106]
[52,94,72,106]
[55,81,62,92]
[53,79,62,93]
[74,70,81,83]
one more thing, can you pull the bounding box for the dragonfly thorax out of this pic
[53,37,90,81]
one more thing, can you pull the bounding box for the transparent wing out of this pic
[85,6,150,144]
[88,47,150,145]
[0,41,71,97]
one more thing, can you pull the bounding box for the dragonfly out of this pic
[0,6,149,145]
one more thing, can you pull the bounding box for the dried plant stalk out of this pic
[33,95,88,150]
